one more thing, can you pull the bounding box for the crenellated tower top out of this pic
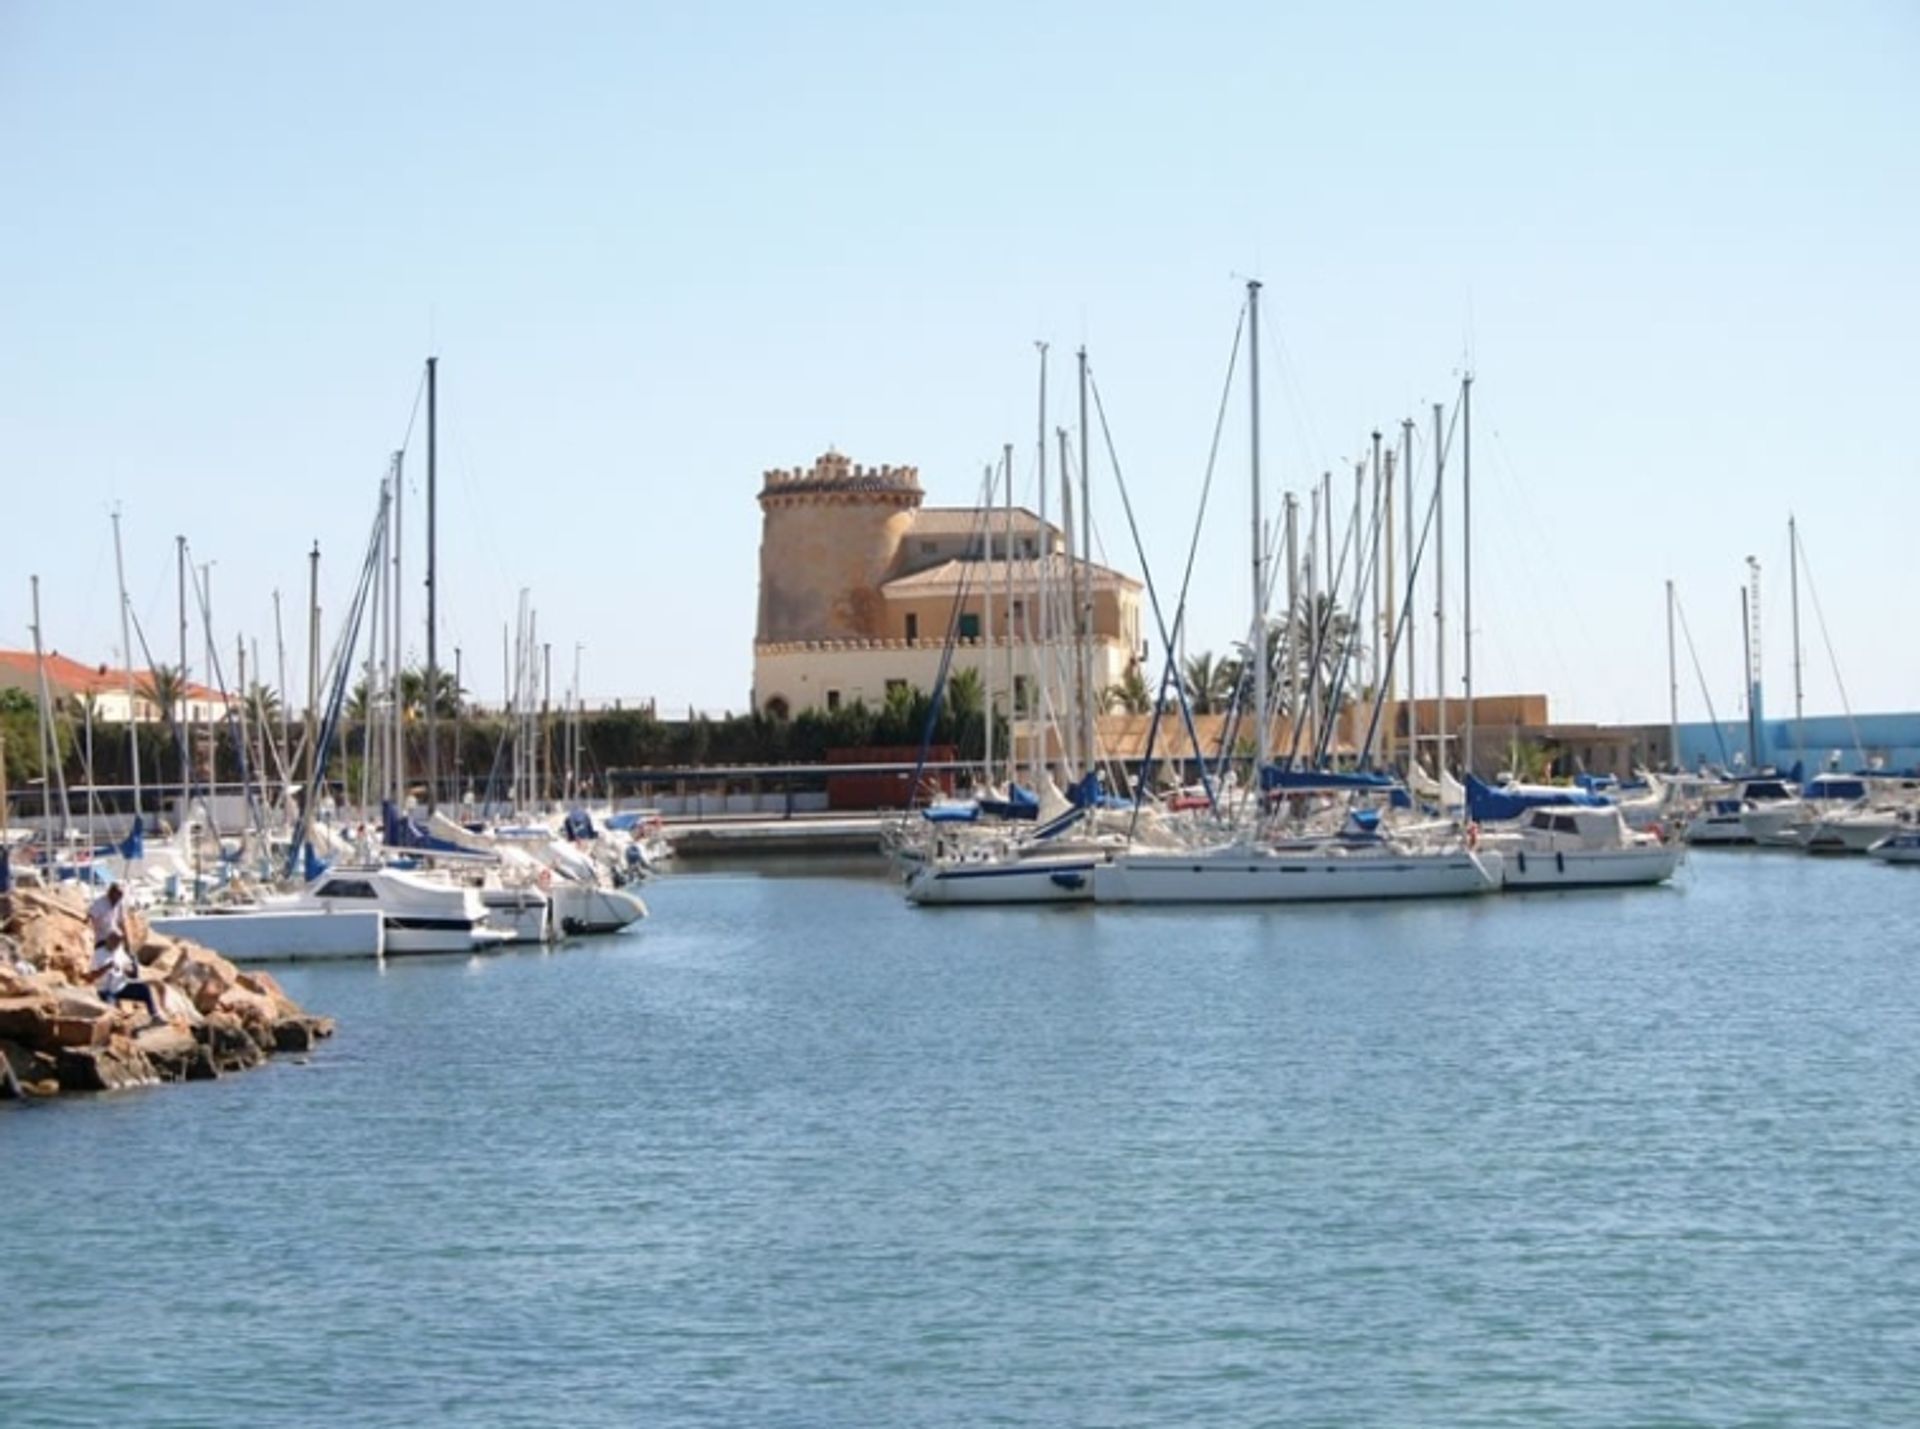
[759,449,923,510]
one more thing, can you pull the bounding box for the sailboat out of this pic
[1093,286,1499,906]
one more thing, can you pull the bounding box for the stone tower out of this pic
[755,450,922,645]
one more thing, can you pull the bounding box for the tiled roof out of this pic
[881,554,1141,595]
[0,649,224,702]
[908,506,1056,539]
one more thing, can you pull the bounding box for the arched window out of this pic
[764,695,791,721]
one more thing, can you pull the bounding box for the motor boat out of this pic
[1091,827,1502,905]
[147,903,386,963]
[1482,806,1683,890]
[1867,828,1920,865]
[296,866,510,955]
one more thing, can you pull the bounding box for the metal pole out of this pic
[29,575,61,844]
[981,460,995,789]
[454,646,463,806]
[1433,402,1447,792]
[273,588,289,796]
[1462,373,1475,780]
[1284,492,1298,764]
[1058,427,1077,779]
[1383,448,1397,771]
[1741,581,1756,768]
[542,641,552,808]
[1003,440,1016,790]
[1370,429,1383,761]
[177,535,189,818]
[1035,341,1049,780]
[305,542,320,833]
[1402,419,1417,777]
[1666,579,1679,770]
[425,355,440,814]
[392,449,406,810]
[1789,515,1804,766]
[1247,281,1267,783]
[1077,346,1095,786]
[111,508,142,822]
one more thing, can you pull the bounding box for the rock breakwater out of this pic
[0,886,334,1099]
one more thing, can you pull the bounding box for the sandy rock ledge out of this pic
[0,886,335,1100]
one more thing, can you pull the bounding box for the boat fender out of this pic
[537,868,553,891]
[1556,851,1565,875]
[1647,821,1664,843]
[1517,850,1527,875]
[1465,822,1480,851]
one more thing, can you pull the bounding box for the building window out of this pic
[1021,540,1035,558]
[958,613,981,640]
[1011,600,1024,625]
[1014,676,1030,715]
[905,613,919,643]
[826,689,841,712]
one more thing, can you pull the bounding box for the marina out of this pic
[6,853,1919,1423]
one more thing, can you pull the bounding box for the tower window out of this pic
[826,689,842,711]
[905,613,919,643]
[958,613,981,640]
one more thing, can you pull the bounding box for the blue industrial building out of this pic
[1674,709,1920,776]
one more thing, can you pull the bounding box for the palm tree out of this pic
[246,682,281,729]
[1103,664,1153,715]
[398,666,463,720]
[1181,651,1237,715]
[944,667,984,724]
[139,664,185,725]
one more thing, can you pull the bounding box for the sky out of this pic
[2,1,1915,726]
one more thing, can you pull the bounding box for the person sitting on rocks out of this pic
[86,883,164,1025]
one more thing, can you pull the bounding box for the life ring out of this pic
[1466,821,1480,851]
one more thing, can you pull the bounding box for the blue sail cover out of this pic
[563,809,596,842]
[921,802,981,824]
[302,842,329,883]
[382,800,472,855]
[0,845,10,895]
[1262,766,1401,793]
[116,816,144,862]
[1466,772,1610,823]
[980,784,1042,819]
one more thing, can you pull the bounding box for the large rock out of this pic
[168,952,235,1015]
[56,1042,158,1093]
[19,914,91,983]
[133,1023,204,1081]
[195,1013,266,1074]
[0,994,58,1045]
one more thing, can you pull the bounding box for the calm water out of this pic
[5,854,1920,1427]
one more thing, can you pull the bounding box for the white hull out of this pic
[1804,818,1906,855]
[150,908,386,963]
[906,856,1099,905]
[549,884,647,936]
[1684,815,1754,846]
[1092,848,1502,904]
[479,888,552,943]
[1500,845,1683,889]
[1868,835,1920,865]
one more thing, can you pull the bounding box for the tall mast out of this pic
[177,535,189,819]
[1666,578,1679,771]
[1305,486,1320,753]
[1401,419,1416,777]
[1744,556,1763,770]
[392,449,406,808]
[29,574,67,844]
[200,561,214,810]
[1369,430,1383,764]
[1789,514,1804,766]
[1433,401,1447,792]
[981,460,995,790]
[1034,342,1050,781]
[305,542,320,840]
[425,355,440,814]
[1077,346,1095,785]
[1461,373,1474,780]
[1383,448,1397,771]
[1283,492,1299,765]
[453,646,464,805]
[111,508,141,821]
[1247,280,1267,784]
[1003,440,1016,791]
[1350,461,1363,760]
[273,588,289,797]
[1740,578,1755,769]
[1057,427,1077,778]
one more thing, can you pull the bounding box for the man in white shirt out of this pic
[86,883,164,1024]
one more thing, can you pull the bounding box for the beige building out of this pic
[752,450,1145,720]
